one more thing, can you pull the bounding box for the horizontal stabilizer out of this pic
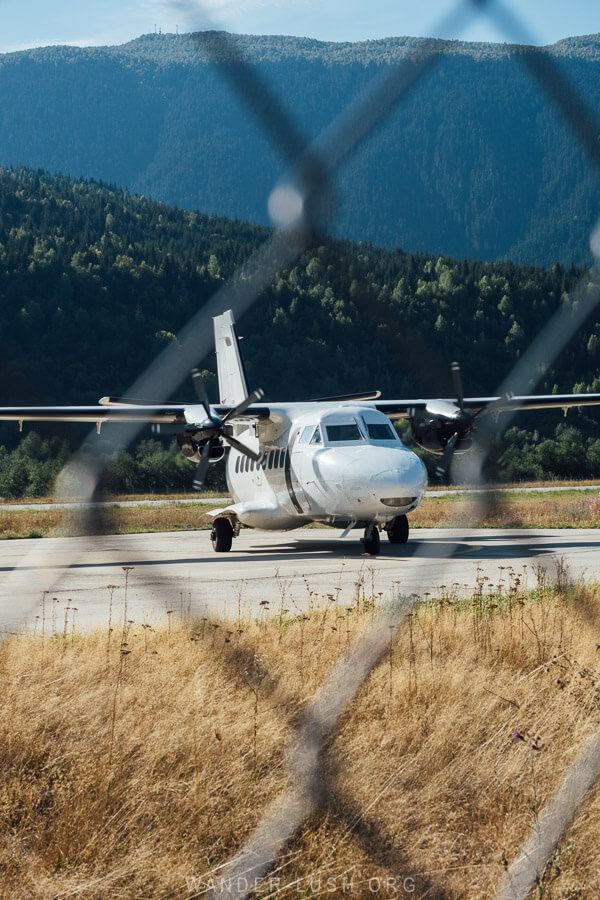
[99,396,184,407]
[312,390,382,402]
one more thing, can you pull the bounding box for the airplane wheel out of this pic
[362,524,380,555]
[211,518,233,552]
[386,514,409,544]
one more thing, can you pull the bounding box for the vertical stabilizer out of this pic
[213,310,249,405]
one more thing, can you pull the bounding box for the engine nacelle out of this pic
[177,433,225,464]
[410,411,473,456]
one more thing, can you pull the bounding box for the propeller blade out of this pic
[222,388,265,423]
[191,369,212,419]
[451,361,464,411]
[225,434,261,462]
[192,440,212,491]
[435,431,459,482]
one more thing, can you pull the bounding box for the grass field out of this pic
[2,478,598,504]
[411,492,600,529]
[1,572,599,897]
[0,502,213,539]
[1,489,600,538]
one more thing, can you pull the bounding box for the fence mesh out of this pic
[3,0,600,896]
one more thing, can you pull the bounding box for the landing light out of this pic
[380,497,416,507]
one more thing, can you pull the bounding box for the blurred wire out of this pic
[3,0,600,895]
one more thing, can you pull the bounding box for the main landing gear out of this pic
[362,523,380,555]
[385,514,409,544]
[211,517,233,552]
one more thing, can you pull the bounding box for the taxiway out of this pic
[0,527,599,633]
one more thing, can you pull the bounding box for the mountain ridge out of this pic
[3,30,600,65]
[0,32,598,266]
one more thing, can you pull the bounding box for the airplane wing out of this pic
[0,404,187,424]
[1,392,597,425]
[374,393,600,418]
[0,403,271,426]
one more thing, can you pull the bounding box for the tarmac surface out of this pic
[0,526,599,633]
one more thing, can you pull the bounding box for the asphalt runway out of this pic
[0,527,599,634]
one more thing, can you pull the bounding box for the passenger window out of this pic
[273,449,280,468]
[235,456,240,473]
[310,427,322,445]
[245,456,250,473]
[268,450,274,470]
[280,449,287,468]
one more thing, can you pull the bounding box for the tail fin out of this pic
[213,310,249,405]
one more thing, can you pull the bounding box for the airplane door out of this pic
[288,429,312,513]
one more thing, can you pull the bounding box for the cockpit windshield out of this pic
[300,415,399,446]
[325,423,363,442]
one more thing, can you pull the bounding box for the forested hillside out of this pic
[0,32,599,265]
[1,166,600,493]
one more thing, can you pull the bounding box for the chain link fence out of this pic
[3,0,600,896]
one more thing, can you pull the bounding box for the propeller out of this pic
[430,363,515,482]
[190,369,263,490]
[428,361,475,483]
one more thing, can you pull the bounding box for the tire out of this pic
[386,514,409,544]
[211,518,233,552]
[363,525,380,555]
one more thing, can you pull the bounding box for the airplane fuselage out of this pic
[221,403,427,531]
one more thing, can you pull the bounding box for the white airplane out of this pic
[1,308,600,554]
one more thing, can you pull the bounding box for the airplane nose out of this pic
[371,456,426,486]
[369,463,426,505]
[342,451,427,507]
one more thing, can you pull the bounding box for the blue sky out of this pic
[0,0,597,53]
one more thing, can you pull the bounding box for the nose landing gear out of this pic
[211,517,233,552]
[362,522,381,555]
[385,514,409,544]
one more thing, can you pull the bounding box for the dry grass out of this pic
[433,478,600,491]
[0,504,212,538]
[2,573,600,897]
[412,493,600,528]
[0,492,222,504]
[2,479,598,505]
[1,493,600,539]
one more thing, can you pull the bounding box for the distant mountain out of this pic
[0,32,599,266]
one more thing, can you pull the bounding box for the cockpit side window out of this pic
[310,426,322,445]
[299,425,313,443]
[366,422,397,440]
